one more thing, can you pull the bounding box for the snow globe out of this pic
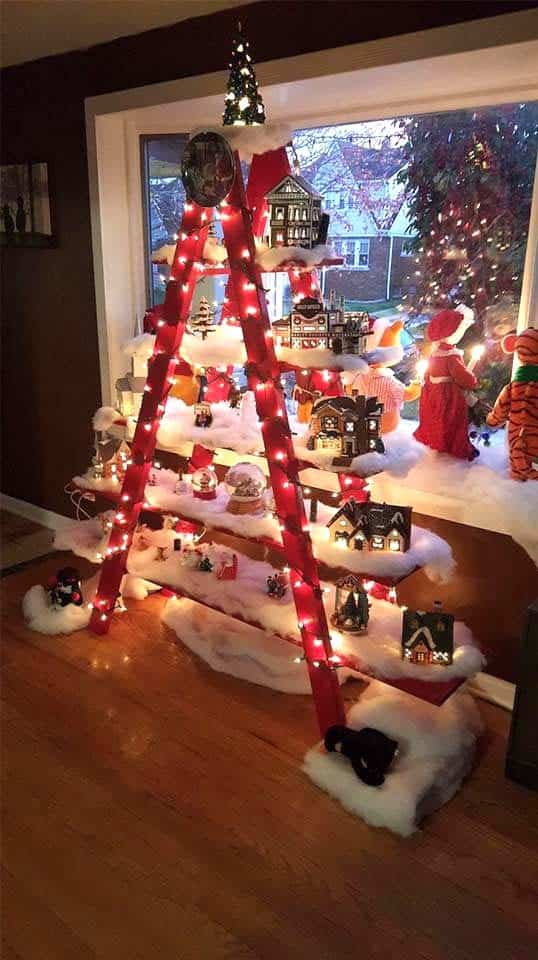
[224,461,266,515]
[191,466,217,500]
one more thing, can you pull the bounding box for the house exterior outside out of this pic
[299,138,417,302]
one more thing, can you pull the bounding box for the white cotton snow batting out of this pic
[256,242,336,272]
[22,585,91,635]
[191,123,293,160]
[162,595,351,693]
[303,680,483,836]
[93,406,122,432]
[294,421,426,479]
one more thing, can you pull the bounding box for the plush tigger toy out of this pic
[486,328,538,481]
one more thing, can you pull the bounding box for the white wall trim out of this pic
[1,493,72,531]
[468,673,515,712]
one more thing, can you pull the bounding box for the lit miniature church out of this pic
[264,174,322,248]
[272,293,373,355]
[327,498,412,553]
[401,606,454,666]
[307,395,384,464]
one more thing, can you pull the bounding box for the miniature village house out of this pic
[92,436,131,481]
[272,294,373,356]
[307,395,384,464]
[265,174,322,248]
[327,498,412,553]
[115,373,146,418]
[401,605,454,666]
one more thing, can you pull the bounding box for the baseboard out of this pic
[1,493,72,531]
[468,672,515,712]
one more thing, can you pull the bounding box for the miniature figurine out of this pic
[216,553,238,580]
[486,328,538,480]
[332,575,370,633]
[47,567,84,609]
[414,306,479,460]
[266,572,288,598]
[198,556,213,573]
[324,725,399,787]
[349,320,421,433]
[194,400,213,428]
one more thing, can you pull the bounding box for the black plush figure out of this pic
[47,567,84,609]
[324,725,398,787]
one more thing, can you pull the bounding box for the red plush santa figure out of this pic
[414,306,478,460]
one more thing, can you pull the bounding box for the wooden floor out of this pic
[2,553,538,960]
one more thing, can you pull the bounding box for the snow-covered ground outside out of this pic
[304,679,483,836]
[72,468,455,583]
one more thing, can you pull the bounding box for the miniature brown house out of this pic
[306,395,384,463]
[401,607,454,665]
[265,175,322,248]
[327,497,412,553]
[273,295,373,355]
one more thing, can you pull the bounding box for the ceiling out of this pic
[1,0,256,67]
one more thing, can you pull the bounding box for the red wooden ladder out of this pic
[89,153,345,735]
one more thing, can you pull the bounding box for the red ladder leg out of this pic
[90,204,207,634]
[221,155,345,735]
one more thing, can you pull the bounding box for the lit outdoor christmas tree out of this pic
[399,103,538,331]
[222,23,265,126]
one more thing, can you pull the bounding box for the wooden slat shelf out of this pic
[74,482,421,588]
[137,573,466,707]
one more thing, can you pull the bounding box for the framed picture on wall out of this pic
[0,161,55,247]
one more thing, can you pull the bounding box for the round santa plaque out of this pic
[181,132,235,208]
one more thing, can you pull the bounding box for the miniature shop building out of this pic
[401,607,454,665]
[307,395,384,459]
[115,373,146,417]
[273,295,373,354]
[92,437,131,480]
[327,498,412,553]
[265,174,322,248]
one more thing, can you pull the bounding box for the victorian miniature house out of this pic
[265,174,322,248]
[327,498,412,553]
[272,294,373,356]
[307,395,384,464]
[401,604,454,665]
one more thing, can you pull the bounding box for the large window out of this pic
[141,134,187,305]
[142,104,537,350]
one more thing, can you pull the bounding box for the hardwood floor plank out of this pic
[2,559,538,960]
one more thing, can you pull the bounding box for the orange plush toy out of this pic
[486,328,538,481]
[347,320,421,433]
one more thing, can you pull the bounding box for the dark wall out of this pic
[1,0,533,513]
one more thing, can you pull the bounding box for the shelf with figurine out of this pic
[72,441,455,584]
[48,511,482,703]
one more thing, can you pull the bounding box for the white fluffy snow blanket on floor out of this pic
[303,680,483,837]
[22,575,158,636]
[162,595,353,693]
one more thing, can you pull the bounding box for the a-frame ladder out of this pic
[89,153,345,735]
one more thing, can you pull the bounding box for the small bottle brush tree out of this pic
[399,104,538,330]
[222,24,265,126]
[189,296,215,339]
